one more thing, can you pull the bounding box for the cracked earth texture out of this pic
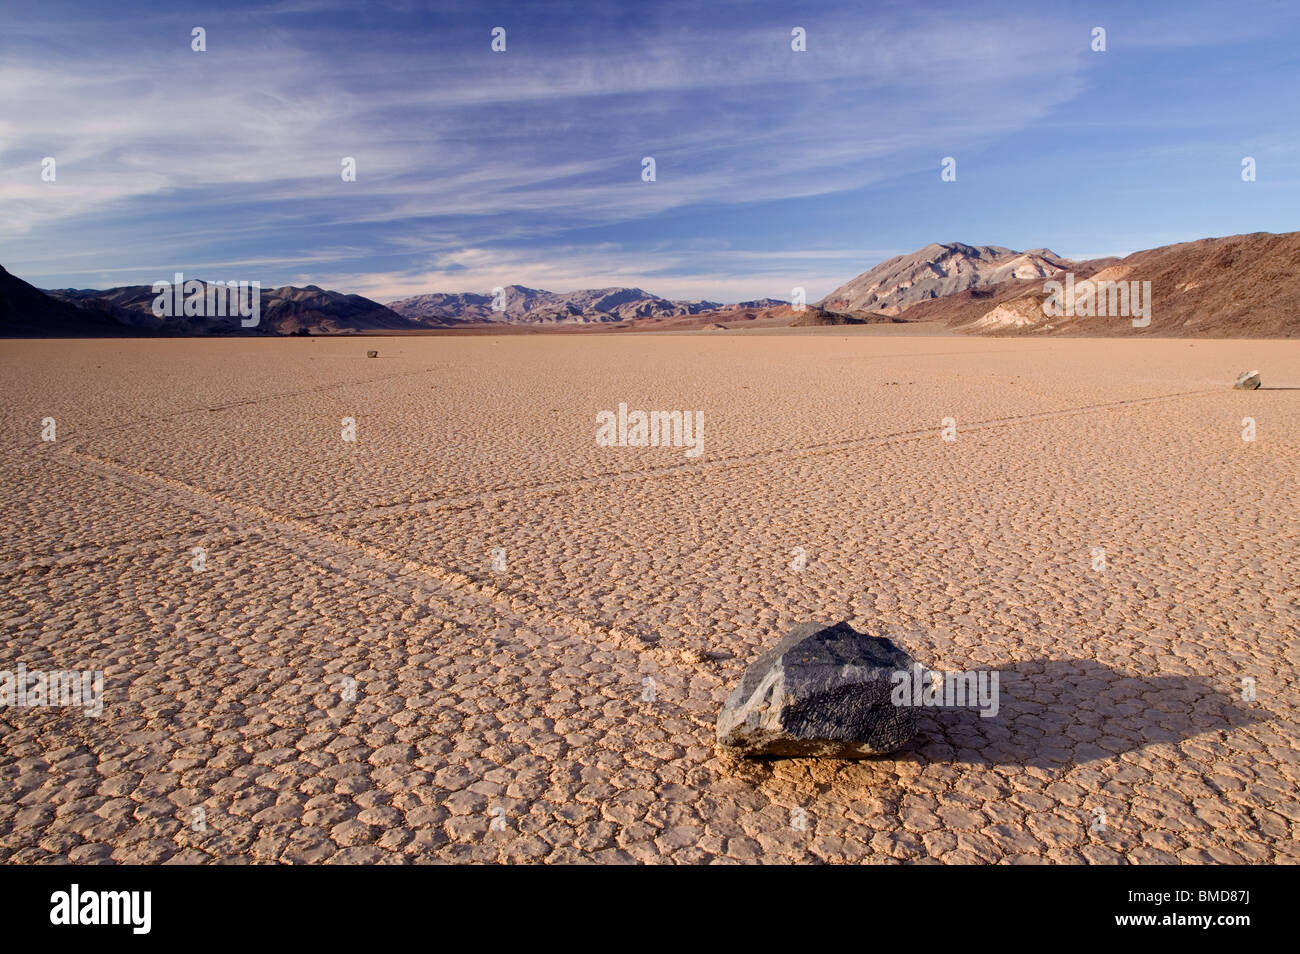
[1,333,1296,864]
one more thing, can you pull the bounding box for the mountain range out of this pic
[38,282,409,336]
[3,230,1298,337]
[386,286,788,325]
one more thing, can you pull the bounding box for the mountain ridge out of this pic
[904,231,1300,337]
[5,230,1298,337]
[819,242,1077,315]
[386,284,743,325]
[41,282,409,335]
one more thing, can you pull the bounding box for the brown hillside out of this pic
[909,232,1300,337]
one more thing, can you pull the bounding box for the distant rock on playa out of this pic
[1234,370,1262,389]
[716,621,918,758]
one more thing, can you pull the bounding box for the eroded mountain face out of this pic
[820,243,1075,315]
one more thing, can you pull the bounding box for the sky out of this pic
[2,0,1298,303]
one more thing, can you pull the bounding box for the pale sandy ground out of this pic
[0,332,1296,864]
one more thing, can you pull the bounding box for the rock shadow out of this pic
[902,657,1266,769]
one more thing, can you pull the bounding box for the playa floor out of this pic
[1,333,1297,864]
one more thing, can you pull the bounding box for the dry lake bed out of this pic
[1,332,1297,863]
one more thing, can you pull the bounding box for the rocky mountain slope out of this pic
[820,243,1075,315]
[0,265,129,337]
[40,282,408,335]
[904,231,1300,337]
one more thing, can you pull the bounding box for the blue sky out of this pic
[2,0,1297,303]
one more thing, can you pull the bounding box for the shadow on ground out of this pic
[902,657,1265,769]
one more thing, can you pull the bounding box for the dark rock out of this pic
[366,350,379,358]
[1233,370,1261,389]
[716,621,917,758]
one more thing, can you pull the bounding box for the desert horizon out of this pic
[6,229,1300,338]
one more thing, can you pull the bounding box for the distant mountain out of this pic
[388,284,727,325]
[820,243,1075,315]
[9,230,1298,338]
[42,282,408,335]
[386,291,498,325]
[714,298,792,312]
[0,265,129,337]
[906,231,1300,337]
[615,303,890,332]
[259,285,410,334]
[896,257,1116,328]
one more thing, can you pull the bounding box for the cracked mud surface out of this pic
[1,334,1297,863]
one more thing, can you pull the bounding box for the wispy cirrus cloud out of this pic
[335,242,906,304]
